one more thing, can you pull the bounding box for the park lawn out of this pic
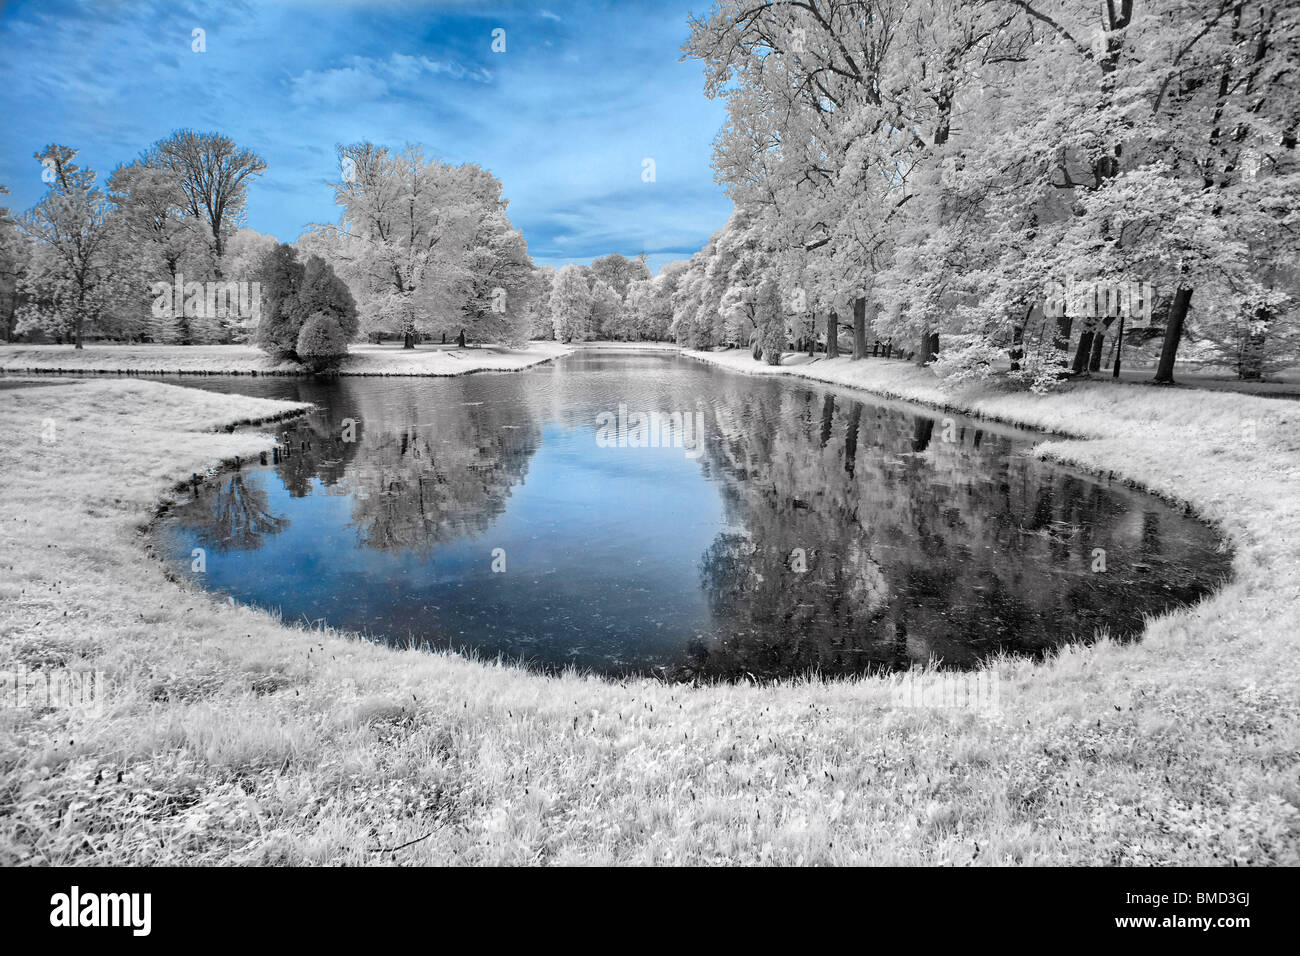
[0,341,573,377]
[0,356,1296,865]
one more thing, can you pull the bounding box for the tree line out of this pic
[661,0,1297,387]
[0,132,685,361]
[1,132,270,348]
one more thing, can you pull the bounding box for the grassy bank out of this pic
[0,341,573,377]
[0,359,1296,865]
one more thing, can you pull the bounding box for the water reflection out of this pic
[158,353,1229,680]
[188,473,288,552]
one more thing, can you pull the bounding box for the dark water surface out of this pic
[156,351,1229,680]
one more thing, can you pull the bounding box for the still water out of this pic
[157,351,1229,680]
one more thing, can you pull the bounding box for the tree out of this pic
[678,0,1298,388]
[645,260,689,341]
[685,1,1027,365]
[254,245,356,368]
[461,212,536,347]
[709,207,779,353]
[106,161,198,279]
[227,227,280,283]
[526,266,558,339]
[147,130,267,271]
[317,142,512,348]
[589,252,651,300]
[0,185,26,341]
[614,278,652,340]
[296,312,349,372]
[755,275,786,364]
[588,278,622,341]
[550,264,593,342]
[254,244,307,357]
[104,160,209,342]
[219,228,281,342]
[297,254,359,341]
[17,145,114,348]
[1140,0,1299,382]
[671,242,725,349]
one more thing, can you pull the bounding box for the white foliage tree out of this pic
[550,264,593,343]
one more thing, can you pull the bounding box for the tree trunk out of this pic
[1071,328,1095,374]
[1111,314,1127,379]
[1009,319,1025,371]
[402,331,415,349]
[456,328,467,349]
[1088,317,1114,372]
[826,311,840,358]
[851,297,867,359]
[920,331,939,365]
[1053,314,1073,372]
[819,394,835,447]
[2,299,16,342]
[844,401,862,476]
[911,416,935,453]
[1153,288,1193,384]
[1238,308,1268,380]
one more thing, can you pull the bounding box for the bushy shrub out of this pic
[297,255,358,341]
[254,246,356,369]
[254,244,306,358]
[295,312,348,372]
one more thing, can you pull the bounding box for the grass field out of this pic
[0,352,1296,865]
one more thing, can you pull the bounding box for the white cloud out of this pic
[289,53,492,105]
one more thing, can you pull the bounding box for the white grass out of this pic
[0,356,1296,866]
[0,341,573,377]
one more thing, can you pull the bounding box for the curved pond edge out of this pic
[5,367,1296,864]
[683,348,1238,531]
[143,404,314,530]
[150,349,1241,676]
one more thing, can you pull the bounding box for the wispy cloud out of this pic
[289,53,493,105]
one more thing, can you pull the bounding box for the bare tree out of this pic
[147,130,266,272]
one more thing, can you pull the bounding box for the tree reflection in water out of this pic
[158,354,1229,682]
[173,472,288,553]
[681,376,1228,680]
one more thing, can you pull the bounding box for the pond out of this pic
[156,351,1230,681]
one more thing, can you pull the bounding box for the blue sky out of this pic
[0,0,731,273]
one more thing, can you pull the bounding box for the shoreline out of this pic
[685,347,1295,490]
[0,341,576,378]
